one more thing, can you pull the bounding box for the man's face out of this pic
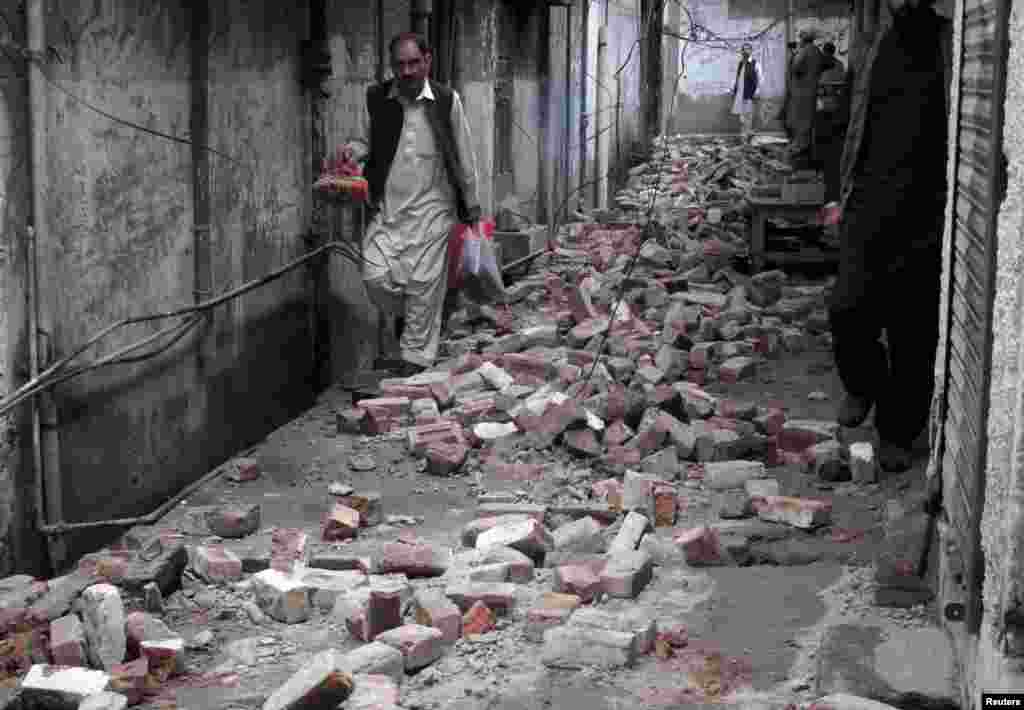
[741,46,751,59]
[887,0,919,18]
[392,40,432,98]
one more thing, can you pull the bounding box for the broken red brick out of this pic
[270,528,309,574]
[425,439,469,476]
[322,504,361,541]
[407,420,464,455]
[553,561,605,602]
[673,526,723,566]
[379,542,448,578]
[462,601,497,636]
[228,457,261,482]
[652,486,678,527]
[108,657,149,706]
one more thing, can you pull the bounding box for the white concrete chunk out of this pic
[80,583,126,671]
[20,665,112,708]
[251,569,313,624]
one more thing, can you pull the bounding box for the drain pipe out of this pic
[26,0,67,571]
[595,25,608,210]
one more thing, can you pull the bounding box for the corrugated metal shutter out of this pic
[937,0,1008,633]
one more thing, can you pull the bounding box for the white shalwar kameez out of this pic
[349,82,480,367]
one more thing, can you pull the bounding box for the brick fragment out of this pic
[591,478,624,511]
[622,470,664,513]
[641,447,680,479]
[270,528,309,575]
[192,544,243,584]
[673,526,725,567]
[652,485,679,527]
[334,492,383,527]
[407,421,464,455]
[124,611,174,661]
[608,512,652,556]
[80,583,126,671]
[322,503,361,541]
[462,601,497,636]
[140,637,186,679]
[754,496,832,529]
[478,546,535,583]
[778,419,840,453]
[704,460,766,490]
[375,624,445,671]
[850,442,877,483]
[413,589,462,644]
[79,692,129,710]
[604,420,634,447]
[379,542,449,578]
[299,569,369,611]
[346,674,401,710]
[524,606,575,643]
[227,457,261,482]
[425,440,469,476]
[601,549,654,599]
[444,582,517,615]
[570,607,657,655]
[552,562,604,602]
[50,614,87,667]
[564,428,602,458]
[541,626,636,669]
[338,643,404,686]
[108,657,148,706]
[20,665,112,707]
[251,569,312,624]
[549,516,605,567]
[261,649,354,710]
[460,514,530,548]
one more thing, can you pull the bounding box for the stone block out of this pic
[338,643,405,686]
[80,584,126,671]
[608,512,652,557]
[261,649,354,710]
[322,504,361,541]
[50,614,87,667]
[298,569,368,611]
[548,517,605,566]
[601,549,654,598]
[379,542,449,578]
[478,546,535,583]
[20,665,111,708]
[460,514,531,548]
[541,626,637,669]
[346,674,401,710]
[375,624,446,672]
[413,589,462,644]
[754,496,833,529]
[444,582,517,616]
[475,518,553,562]
[205,504,261,539]
[850,442,877,484]
[569,606,657,654]
[251,569,313,624]
[192,544,243,584]
[704,460,766,490]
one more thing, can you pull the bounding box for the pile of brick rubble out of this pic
[0,135,926,710]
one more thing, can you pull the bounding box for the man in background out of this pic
[731,43,763,140]
[785,29,826,168]
[828,0,952,472]
[342,33,481,377]
[814,42,850,202]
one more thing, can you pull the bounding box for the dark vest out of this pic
[364,79,475,223]
[735,59,758,100]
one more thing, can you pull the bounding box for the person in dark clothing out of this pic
[731,43,763,139]
[828,0,953,472]
[814,42,850,202]
[786,30,826,169]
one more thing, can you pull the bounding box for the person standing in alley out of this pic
[731,43,763,141]
[785,29,825,168]
[342,33,481,377]
[828,0,952,472]
[814,42,850,202]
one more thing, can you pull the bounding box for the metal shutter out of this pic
[936,0,1008,633]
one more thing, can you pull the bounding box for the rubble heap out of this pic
[0,134,932,710]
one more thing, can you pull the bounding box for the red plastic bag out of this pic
[448,218,495,289]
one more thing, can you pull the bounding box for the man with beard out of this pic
[828,0,952,472]
[731,43,763,140]
[342,33,481,377]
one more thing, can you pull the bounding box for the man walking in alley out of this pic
[342,33,481,377]
[785,29,825,168]
[731,43,763,140]
[828,0,952,472]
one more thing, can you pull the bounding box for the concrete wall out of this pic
[670,0,849,134]
[20,0,315,570]
[0,0,32,575]
[940,0,1024,703]
[509,3,546,223]
[606,0,643,177]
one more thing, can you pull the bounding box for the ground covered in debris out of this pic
[0,135,957,710]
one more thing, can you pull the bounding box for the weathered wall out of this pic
[606,0,643,177]
[31,0,314,568]
[0,0,31,575]
[510,3,546,223]
[946,0,1024,703]
[454,0,497,219]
